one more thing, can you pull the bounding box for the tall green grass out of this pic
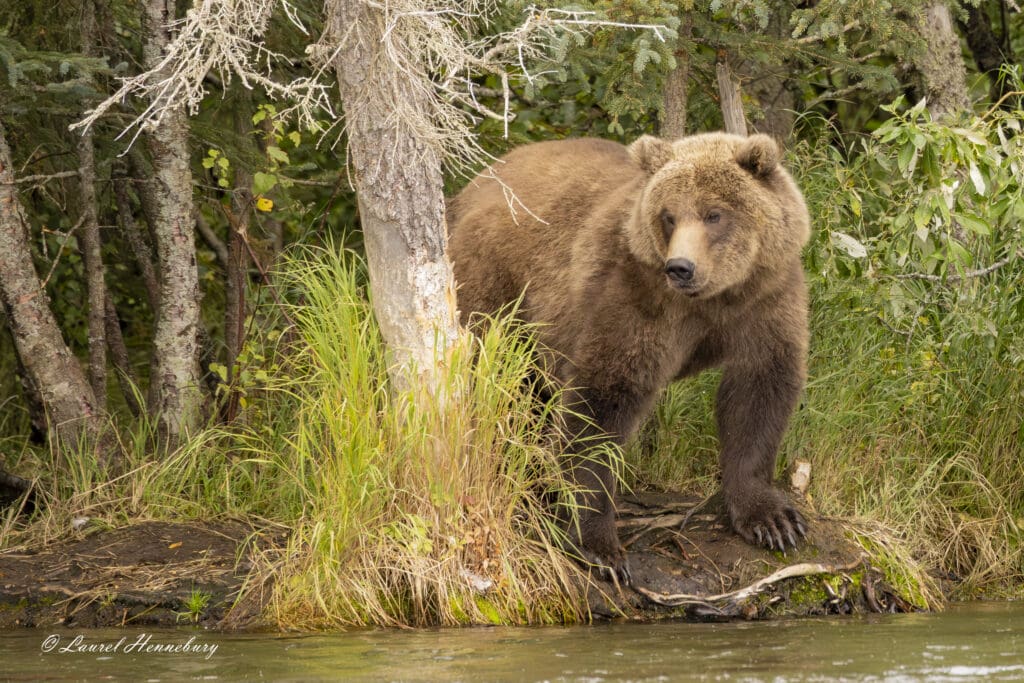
[0,245,593,626]
[253,246,587,627]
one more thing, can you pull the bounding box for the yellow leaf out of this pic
[168,542,182,549]
[255,197,274,212]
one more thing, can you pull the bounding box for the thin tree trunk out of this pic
[113,178,161,313]
[142,0,202,443]
[326,0,460,392]
[716,55,748,136]
[2,308,48,443]
[961,1,1015,102]
[660,16,692,139]
[743,8,798,141]
[223,105,253,422]
[77,0,107,410]
[195,210,228,270]
[256,116,284,273]
[913,2,971,118]
[104,296,143,417]
[0,118,99,447]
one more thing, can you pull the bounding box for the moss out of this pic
[474,596,504,625]
[786,576,830,610]
[0,598,29,611]
[853,534,937,610]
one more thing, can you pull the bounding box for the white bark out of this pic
[0,118,100,446]
[326,0,460,391]
[143,0,202,442]
[716,58,748,137]
[78,0,107,410]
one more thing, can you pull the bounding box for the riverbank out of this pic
[0,488,924,629]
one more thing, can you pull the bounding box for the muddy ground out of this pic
[0,489,914,629]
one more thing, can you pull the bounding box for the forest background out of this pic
[1,0,1023,627]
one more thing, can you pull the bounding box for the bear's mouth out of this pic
[665,275,703,297]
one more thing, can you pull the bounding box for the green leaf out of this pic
[913,202,932,230]
[968,162,986,196]
[253,172,277,195]
[897,143,917,175]
[830,231,868,259]
[958,213,991,236]
[266,146,289,164]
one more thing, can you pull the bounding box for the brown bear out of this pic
[447,132,811,582]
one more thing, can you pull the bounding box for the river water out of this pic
[2,602,1022,681]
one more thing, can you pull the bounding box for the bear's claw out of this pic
[581,549,631,586]
[730,490,808,552]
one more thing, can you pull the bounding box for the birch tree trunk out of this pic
[0,118,100,447]
[77,0,107,410]
[142,0,202,443]
[325,0,460,392]
[913,2,971,118]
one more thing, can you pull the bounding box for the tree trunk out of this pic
[142,0,202,443]
[2,309,48,444]
[77,0,107,411]
[104,296,143,418]
[223,105,254,422]
[716,56,748,136]
[325,0,460,392]
[743,9,798,141]
[0,118,100,447]
[960,1,1015,102]
[660,16,692,139]
[913,2,971,118]
[113,177,161,313]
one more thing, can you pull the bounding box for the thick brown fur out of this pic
[447,133,811,582]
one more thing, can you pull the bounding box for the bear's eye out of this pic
[704,210,722,225]
[660,209,676,239]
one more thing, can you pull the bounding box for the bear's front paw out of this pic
[726,486,807,552]
[570,518,631,585]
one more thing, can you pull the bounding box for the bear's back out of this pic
[448,138,644,322]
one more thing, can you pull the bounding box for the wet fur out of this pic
[447,134,811,580]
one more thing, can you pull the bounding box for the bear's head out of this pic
[626,132,810,299]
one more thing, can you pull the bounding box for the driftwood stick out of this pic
[636,562,847,607]
[716,54,747,137]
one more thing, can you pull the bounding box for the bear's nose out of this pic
[665,258,696,283]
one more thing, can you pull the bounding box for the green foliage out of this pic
[631,101,1024,596]
[795,96,1024,359]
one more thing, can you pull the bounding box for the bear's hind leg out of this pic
[558,386,653,584]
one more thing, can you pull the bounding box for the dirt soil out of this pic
[0,491,913,629]
[590,490,912,620]
[0,521,258,628]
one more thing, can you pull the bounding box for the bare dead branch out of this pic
[72,0,670,171]
[195,210,229,269]
[890,254,1015,283]
[7,171,79,186]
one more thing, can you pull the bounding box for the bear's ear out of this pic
[735,134,780,179]
[628,135,674,174]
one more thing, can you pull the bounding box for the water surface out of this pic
[2,601,1022,681]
